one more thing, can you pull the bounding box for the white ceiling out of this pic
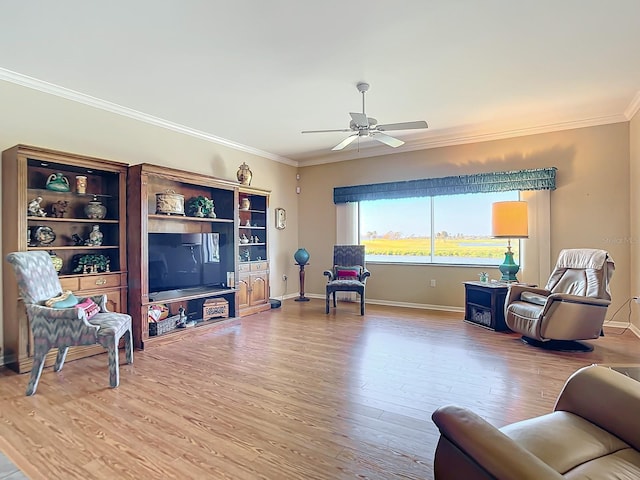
[2,1,640,165]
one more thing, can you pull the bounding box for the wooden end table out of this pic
[463,281,510,331]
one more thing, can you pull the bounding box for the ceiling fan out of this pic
[302,82,428,151]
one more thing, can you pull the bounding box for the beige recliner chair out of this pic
[432,365,640,479]
[504,248,615,352]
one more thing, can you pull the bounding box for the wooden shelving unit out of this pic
[2,144,129,373]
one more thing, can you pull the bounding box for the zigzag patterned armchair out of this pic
[6,251,133,395]
[323,245,371,315]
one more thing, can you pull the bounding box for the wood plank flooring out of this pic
[1,299,639,479]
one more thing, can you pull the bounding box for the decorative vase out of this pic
[237,162,252,186]
[75,175,87,194]
[85,196,107,219]
[45,172,70,192]
[294,248,310,265]
[86,225,104,246]
[49,251,63,273]
[240,197,251,210]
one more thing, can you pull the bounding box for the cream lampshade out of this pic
[492,201,528,282]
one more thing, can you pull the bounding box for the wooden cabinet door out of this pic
[249,273,268,306]
[237,274,250,309]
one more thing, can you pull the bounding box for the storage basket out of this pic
[149,314,179,336]
[203,298,229,321]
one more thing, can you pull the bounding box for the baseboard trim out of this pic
[299,293,463,313]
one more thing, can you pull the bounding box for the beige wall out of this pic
[630,110,640,331]
[0,78,636,363]
[0,81,300,362]
[299,123,631,318]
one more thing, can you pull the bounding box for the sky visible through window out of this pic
[360,191,518,238]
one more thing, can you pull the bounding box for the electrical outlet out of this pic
[430,279,436,287]
[282,274,288,282]
[634,296,640,304]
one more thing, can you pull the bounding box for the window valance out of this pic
[333,167,557,204]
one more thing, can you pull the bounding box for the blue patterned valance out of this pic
[333,167,557,204]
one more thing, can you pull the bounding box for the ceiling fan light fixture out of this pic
[301,82,428,152]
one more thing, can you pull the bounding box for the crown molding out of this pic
[2,67,637,170]
[0,67,297,167]
[624,90,640,120]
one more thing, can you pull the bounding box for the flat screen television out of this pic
[148,232,222,294]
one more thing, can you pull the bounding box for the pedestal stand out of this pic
[295,263,310,302]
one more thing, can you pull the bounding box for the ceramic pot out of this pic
[45,173,70,192]
[237,162,252,186]
[49,252,63,273]
[294,248,310,265]
[240,197,251,210]
[85,197,107,219]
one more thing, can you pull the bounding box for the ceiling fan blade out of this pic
[372,132,404,148]
[302,128,352,134]
[332,134,359,151]
[376,120,428,131]
[349,112,369,128]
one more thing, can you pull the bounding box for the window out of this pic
[360,191,520,265]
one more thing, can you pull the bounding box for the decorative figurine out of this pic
[236,162,253,186]
[72,233,84,246]
[45,172,71,192]
[240,234,249,244]
[50,200,69,218]
[27,197,47,217]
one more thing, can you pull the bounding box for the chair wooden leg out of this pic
[106,337,120,388]
[54,347,69,372]
[360,293,365,315]
[332,292,337,307]
[325,293,330,314]
[26,344,49,396]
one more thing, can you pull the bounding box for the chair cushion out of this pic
[327,279,365,293]
[502,411,634,476]
[521,291,548,306]
[46,291,79,308]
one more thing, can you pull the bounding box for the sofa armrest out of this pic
[432,405,563,480]
[554,365,640,451]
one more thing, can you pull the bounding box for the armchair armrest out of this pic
[360,268,371,282]
[554,365,640,451]
[506,285,550,306]
[323,270,335,281]
[546,293,610,307]
[25,303,100,340]
[432,405,563,479]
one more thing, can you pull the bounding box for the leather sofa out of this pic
[431,365,640,479]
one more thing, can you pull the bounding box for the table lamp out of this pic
[491,201,528,282]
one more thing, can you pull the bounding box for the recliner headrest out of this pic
[555,249,611,270]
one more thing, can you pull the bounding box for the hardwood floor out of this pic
[1,299,639,479]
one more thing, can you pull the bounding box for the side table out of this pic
[463,281,510,331]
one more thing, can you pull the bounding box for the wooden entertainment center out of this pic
[2,146,272,370]
[127,164,271,349]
